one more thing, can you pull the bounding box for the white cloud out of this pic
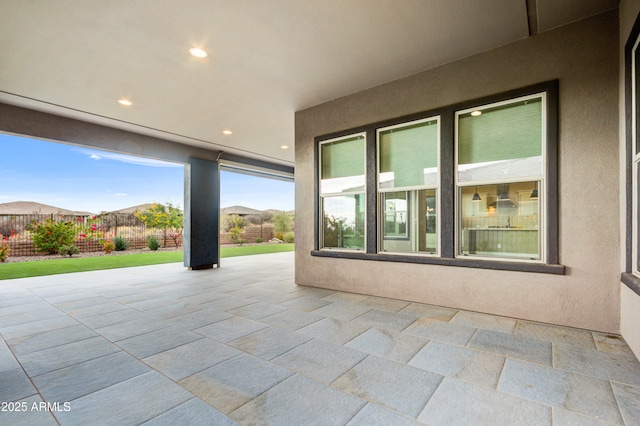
[115,193,128,196]
[90,154,101,160]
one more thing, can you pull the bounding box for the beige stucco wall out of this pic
[295,11,620,332]
[620,0,640,358]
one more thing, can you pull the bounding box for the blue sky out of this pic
[0,134,294,214]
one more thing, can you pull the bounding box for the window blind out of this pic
[321,136,364,179]
[458,98,542,165]
[379,120,438,188]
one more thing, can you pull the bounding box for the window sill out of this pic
[311,250,565,275]
[621,273,640,297]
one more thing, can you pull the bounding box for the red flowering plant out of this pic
[76,215,107,251]
[27,219,76,254]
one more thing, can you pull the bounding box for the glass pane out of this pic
[636,45,640,155]
[459,182,540,260]
[637,162,640,271]
[320,135,365,194]
[380,189,437,254]
[322,194,365,250]
[379,119,438,189]
[458,97,542,182]
[382,192,408,238]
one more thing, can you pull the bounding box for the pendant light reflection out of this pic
[472,187,481,202]
[530,182,539,199]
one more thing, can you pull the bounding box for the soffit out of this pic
[0,0,617,166]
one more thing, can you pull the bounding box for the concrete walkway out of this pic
[1,252,639,425]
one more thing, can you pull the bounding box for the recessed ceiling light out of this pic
[189,47,208,58]
[281,145,289,149]
[118,99,133,106]
[470,110,482,117]
[222,130,233,135]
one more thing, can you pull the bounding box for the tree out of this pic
[222,214,246,232]
[273,211,293,233]
[134,203,184,247]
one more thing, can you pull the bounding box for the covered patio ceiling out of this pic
[0,0,617,166]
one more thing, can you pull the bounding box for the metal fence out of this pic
[0,214,181,257]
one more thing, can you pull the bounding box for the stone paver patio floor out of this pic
[1,252,640,425]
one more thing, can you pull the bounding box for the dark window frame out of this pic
[622,10,640,297]
[313,80,563,275]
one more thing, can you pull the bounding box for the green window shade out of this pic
[321,136,364,179]
[636,46,640,154]
[458,98,542,165]
[379,120,438,188]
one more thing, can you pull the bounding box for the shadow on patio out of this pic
[1,252,639,425]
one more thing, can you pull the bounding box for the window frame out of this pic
[317,132,367,252]
[622,10,640,296]
[454,93,547,263]
[376,116,441,256]
[312,80,562,275]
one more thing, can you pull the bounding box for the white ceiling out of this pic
[0,0,618,167]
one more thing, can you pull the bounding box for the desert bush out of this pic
[230,227,245,245]
[273,212,293,233]
[113,235,129,251]
[59,244,80,257]
[0,243,9,262]
[222,214,246,232]
[102,240,115,254]
[27,219,76,254]
[147,235,160,251]
[283,232,295,243]
[255,237,263,243]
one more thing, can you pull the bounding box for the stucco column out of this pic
[184,157,220,269]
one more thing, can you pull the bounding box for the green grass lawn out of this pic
[0,244,294,280]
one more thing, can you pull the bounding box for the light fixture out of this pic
[117,99,132,106]
[530,182,539,199]
[280,145,289,149]
[470,110,482,117]
[498,185,510,201]
[472,186,481,202]
[189,47,208,58]
[222,130,233,135]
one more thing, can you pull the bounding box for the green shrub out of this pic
[0,243,9,262]
[230,226,245,246]
[274,232,284,241]
[113,235,129,251]
[255,237,263,243]
[59,244,80,257]
[283,232,295,243]
[28,219,76,254]
[273,212,293,233]
[102,240,115,254]
[222,214,246,232]
[147,235,160,251]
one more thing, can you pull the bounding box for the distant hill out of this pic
[221,206,294,217]
[0,201,92,216]
[263,209,295,216]
[107,203,157,214]
[0,201,291,217]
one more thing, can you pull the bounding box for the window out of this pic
[633,30,640,277]
[319,133,366,250]
[313,81,559,273]
[378,118,439,254]
[456,95,544,261]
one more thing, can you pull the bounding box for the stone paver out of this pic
[0,252,638,425]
